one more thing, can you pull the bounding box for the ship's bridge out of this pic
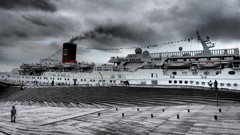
[109,48,151,63]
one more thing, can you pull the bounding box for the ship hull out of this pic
[1,67,240,91]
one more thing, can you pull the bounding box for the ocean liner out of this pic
[1,32,240,90]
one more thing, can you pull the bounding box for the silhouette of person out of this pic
[208,80,213,88]
[51,80,54,87]
[11,106,17,122]
[214,80,218,91]
[20,85,24,90]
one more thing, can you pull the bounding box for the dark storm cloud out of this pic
[197,14,240,41]
[0,0,56,12]
[22,15,48,27]
[145,0,240,41]
[1,0,240,70]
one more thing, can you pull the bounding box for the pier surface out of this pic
[0,102,240,134]
[0,86,240,134]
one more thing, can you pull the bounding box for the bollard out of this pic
[98,112,100,117]
[214,115,218,120]
[137,108,139,111]
[116,108,118,111]
[162,108,165,112]
[177,114,180,119]
[219,108,221,113]
[151,114,153,118]
[122,113,124,117]
[188,109,190,112]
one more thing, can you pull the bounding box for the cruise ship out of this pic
[1,32,240,90]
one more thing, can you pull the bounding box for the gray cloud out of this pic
[145,0,240,41]
[0,0,56,12]
[1,0,240,71]
[22,15,48,27]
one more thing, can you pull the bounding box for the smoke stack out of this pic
[62,43,77,63]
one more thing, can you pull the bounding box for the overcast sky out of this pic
[0,0,240,71]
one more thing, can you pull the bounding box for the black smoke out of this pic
[70,24,156,45]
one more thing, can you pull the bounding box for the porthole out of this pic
[228,71,235,75]
[216,71,220,75]
[184,81,188,84]
[169,80,172,84]
[227,83,231,87]
[234,83,238,87]
[179,80,182,84]
[172,72,177,75]
[202,82,205,85]
[190,81,194,84]
[196,82,199,85]
[174,80,177,84]
[220,83,224,86]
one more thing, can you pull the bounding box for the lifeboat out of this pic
[165,62,191,69]
[197,62,221,69]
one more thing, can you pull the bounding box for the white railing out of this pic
[150,48,239,58]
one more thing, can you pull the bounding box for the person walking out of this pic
[11,106,17,122]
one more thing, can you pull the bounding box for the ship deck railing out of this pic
[150,48,239,58]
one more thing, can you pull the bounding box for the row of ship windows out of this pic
[14,80,118,83]
[3,75,127,79]
[1,75,118,83]
[50,78,117,83]
[169,80,238,87]
[171,71,235,76]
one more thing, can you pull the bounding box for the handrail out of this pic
[150,48,239,58]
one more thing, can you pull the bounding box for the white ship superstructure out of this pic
[1,32,240,90]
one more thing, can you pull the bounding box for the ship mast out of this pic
[196,31,215,52]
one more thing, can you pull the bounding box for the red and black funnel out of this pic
[62,43,77,63]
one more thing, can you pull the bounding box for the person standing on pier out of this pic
[214,80,218,90]
[11,106,17,122]
[214,80,219,106]
[208,80,213,88]
[51,80,54,87]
